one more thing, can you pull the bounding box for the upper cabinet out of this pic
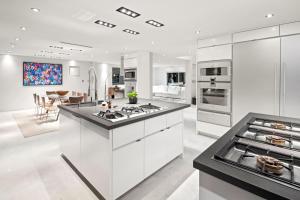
[197,34,232,48]
[124,57,138,69]
[233,26,279,43]
[196,44,232,62]
[280,22,300,36]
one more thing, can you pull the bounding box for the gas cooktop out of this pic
[193,113,300,200]
[92,103,164,122]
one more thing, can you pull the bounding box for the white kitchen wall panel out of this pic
[232,38,280,124]
[280,22,300,36]
[196,44,232,62]
[197,34,232,48]
[233,26,279,43]
[280,35,300,118]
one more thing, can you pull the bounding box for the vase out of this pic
[129,97,138,104]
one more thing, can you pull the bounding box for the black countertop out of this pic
[193,113,300,200]
[58,99,190,130]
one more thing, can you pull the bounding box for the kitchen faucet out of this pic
[88,67,98,102]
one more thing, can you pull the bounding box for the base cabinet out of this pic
[59,111,81,169]
[145,123,183,177]
[113,140,144,199]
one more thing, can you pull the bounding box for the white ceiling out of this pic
[0,0,299,65]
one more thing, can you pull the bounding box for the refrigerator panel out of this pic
[281,35,300,118]
[232,38,280,124]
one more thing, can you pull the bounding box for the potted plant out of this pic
[127,91,138,104]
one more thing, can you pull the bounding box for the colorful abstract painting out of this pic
[23,62,63,86]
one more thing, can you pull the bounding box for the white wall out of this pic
[0,54,115,111]
[153,66,185,86]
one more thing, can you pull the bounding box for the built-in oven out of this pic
[197,82,231,126]
[124,68,137,81]
[198,60,231,82]
[197,82,231,113]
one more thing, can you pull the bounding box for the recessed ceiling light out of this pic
[15,38,20,41]
[146,20,164,27]
[94,20,116,28]
[10,43,15,48]
[116,7,140,18]
[31,8,40,13]
[7,50,12,53]
[265,13,274,18]
[151,41,155,45]
[49,45,63,49]
[70,48,83,52]
[123,29,140,35]
[196,30,200,34]
[20,26,26,31]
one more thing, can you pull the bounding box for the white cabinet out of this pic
[145,115,166,136]
[196,44,232,62]
[232,38,280,124]
[280,35,300,118]
[145,123,183,177]
[233,26,279,43]
[113,139,144,199]
[166,110,183,127]
[197,34,232,48]
[59,111,81,169]
[80,119,111,199]
[280,22,300,36]
[112,121,144,149]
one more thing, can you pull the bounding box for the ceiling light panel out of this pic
[265,13,274,18]
[123,29,140,35]
[146,20,164,27]
[116,7,140,18]
[94,20,116,28]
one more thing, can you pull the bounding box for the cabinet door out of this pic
[232,38,280,124]
[145,130,168,177]
[165,123,183,162]
[196,44,232,62]
[281,35,300,118]
[80,119,111,199]
[59,111,81,169]
[113,139,144,199]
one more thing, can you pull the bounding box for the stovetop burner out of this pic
[93,103,163,122]
[214,140,300,188]
[256,155,284,175]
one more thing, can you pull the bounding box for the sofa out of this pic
[153,85,186,102]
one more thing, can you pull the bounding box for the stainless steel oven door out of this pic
[197,82,231,113]
[197,60,231,82]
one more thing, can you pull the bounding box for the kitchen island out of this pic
[193,113,300,200]
[58,99,189,200]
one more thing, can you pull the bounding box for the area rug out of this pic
[13,111,59,138]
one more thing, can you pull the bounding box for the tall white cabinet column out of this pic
[280,35,300,118]
[232,38,280,124]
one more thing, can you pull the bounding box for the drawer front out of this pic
[145,115,167,136]
[166,111,183,127]
[197,110,231,127]
[113,121,144,149]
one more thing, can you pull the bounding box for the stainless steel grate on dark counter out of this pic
[193,113,300,200]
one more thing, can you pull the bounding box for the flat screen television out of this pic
[23,62,63,86]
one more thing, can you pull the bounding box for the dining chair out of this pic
[69,96,83,104]
[77,92,82,97]
[41,97,58,120]
[33,93,38,115]
[72,91,76,96]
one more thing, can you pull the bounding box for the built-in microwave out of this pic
[197,60,231,82]
[124,68,137,81]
